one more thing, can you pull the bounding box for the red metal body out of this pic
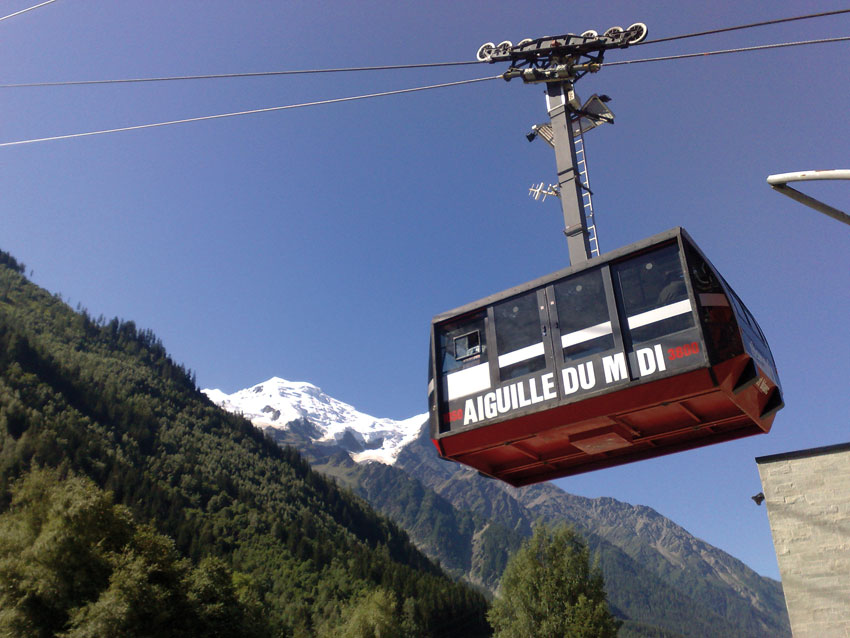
[432,353,779,486]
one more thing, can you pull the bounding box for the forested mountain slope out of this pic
[402,425,790,638]
[214,377,790,638]
[0,250,489,637]
[266,422,789,638]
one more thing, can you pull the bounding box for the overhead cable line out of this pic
[0,60,484,89]
[4,10,849,89]
[0,75,501,148]
[0,0,59,23]
[636,8,850,45]
[606,35,850,67]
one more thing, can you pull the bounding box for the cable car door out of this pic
[545,266,630,401]
[489,288,560,418]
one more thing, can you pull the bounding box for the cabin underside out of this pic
[433,354,782,486]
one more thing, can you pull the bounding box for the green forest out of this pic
[0,250,490,637]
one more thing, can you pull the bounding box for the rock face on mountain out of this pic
[206,378,790,638]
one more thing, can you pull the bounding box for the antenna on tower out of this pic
[527,94,614,258]
[529,182,560,202]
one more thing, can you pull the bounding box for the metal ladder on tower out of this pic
[573,130,599,257]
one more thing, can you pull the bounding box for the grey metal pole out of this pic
[767,170,850,226]
[546,82,592,265]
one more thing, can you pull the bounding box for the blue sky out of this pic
[2,1,848,581]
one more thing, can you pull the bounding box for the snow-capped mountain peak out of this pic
[203,377,426,465]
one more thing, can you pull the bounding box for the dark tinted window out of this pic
[494,291,546,381]
[684,242,738,362]
[726,285,779,382]
[553,268,614,360]
[613,243,694,343]
[727,287,766,343]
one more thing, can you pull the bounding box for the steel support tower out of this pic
[478,24,647,264]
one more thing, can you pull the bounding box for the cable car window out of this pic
[494,291,546,381]
[725,285,779,382]
[454,330,481,361]
[684,242,738,362]
[727,286,767,343]
[553,268,613,361]
[613,243,694,344]
[438,312,487,375]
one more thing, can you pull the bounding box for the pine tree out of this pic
[0,468,270,638]
[488,522,621,638]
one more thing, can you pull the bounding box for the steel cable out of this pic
[0,0,60,23]
[636,8,850,45]
[0,75,502,147]
[606,35,850,67]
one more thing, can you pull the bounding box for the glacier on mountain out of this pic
[203,377,426,465]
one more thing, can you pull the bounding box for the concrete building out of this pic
[756,442,850,638]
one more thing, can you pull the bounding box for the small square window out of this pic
[454,331,481,360]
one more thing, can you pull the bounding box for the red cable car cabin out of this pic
[428,228,783,486]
